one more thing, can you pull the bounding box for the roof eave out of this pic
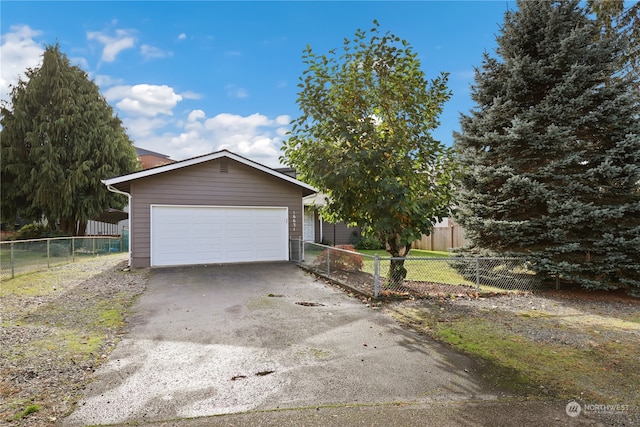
[102,149,317,194]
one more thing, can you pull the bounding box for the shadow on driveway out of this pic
[63,262,540,426]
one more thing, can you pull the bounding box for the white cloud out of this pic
[71,56,90,70]
[123,116,168,138]
[187,109,205,122]
[130,111,291,167]
[87,29,136,62]
[181,90,202,100]
[204,113,270,131]
[275,115,291,126]
[140,44,172,60]
[104,84,183,117]
[0,25,44,102]
[178,33,187,40]
[93,74,124,88]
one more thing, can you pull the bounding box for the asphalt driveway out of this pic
[64,262,502,426]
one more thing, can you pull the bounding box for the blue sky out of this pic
[1,1,515,167]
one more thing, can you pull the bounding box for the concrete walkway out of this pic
[62,263,605,426]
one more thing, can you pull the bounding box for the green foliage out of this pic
[12,404,40,420]
[11,224,50,240]
[0,44,140,235]
[454,1,640,294]
[9,223,70,241]
[282,21,458,266]
[353,233,384,250]
[49,242,71,257]
[587,0,640,84]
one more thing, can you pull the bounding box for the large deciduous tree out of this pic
[1,44,139,235]
[282,21,457,283]
[453,1,640,294]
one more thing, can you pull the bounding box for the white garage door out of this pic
[151,205,288,267]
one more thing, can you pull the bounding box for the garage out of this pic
[102,150,316,269]
[151,205,288,266]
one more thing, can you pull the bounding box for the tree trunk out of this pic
[59,217,85,236]
[386,237,412,287]
[76,220,87,236]
[389,258,408,287]
[60,218,73,235]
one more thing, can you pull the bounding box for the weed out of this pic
[12,403,41,420]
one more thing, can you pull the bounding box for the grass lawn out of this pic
[387,300,640,409]
[357,249,451,258]
[356,249,474,286]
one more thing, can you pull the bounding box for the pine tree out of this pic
[1,44,140,235]
[453,1,640,295]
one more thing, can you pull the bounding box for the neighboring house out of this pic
[102,150,316,268]
[136,147,176,169]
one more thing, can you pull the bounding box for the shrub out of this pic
[315,244,364,272]
[49,242,71,257]
[9,223,72,240]
[353,233,384,250]
[11,224,50,240]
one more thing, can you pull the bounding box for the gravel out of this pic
[442,292,640,348]
[2,257,638,426]
[0,255,148,426]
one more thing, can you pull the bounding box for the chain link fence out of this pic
[1,236,126,280]
[291,239,542,299]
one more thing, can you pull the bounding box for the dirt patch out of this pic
[0,255,148,426]
[306,267,515,300]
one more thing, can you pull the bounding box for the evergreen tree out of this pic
[1,44,140,235]
[587,0,640,85]
[453,1,640,294]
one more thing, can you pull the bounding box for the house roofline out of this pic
[135,146,172,158]
[102,149,317,193]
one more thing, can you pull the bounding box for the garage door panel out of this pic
[151,206,287,266]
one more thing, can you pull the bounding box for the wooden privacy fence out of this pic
[412,224,468,252]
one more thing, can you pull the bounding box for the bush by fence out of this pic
[1,236,125,279]
[291,239,542,299]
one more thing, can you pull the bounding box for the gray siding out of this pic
[316,221,360,246]
[129,158,304,268]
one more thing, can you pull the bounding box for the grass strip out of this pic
[388,305,639,406]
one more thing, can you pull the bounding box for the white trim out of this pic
[150,204,289,267]
[106,185,132,267]
[103,149,316,193]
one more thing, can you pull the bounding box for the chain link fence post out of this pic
[10,241,15,279]
[476,258,481,291]
[47,239,50,269]
[374,254,380,298]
